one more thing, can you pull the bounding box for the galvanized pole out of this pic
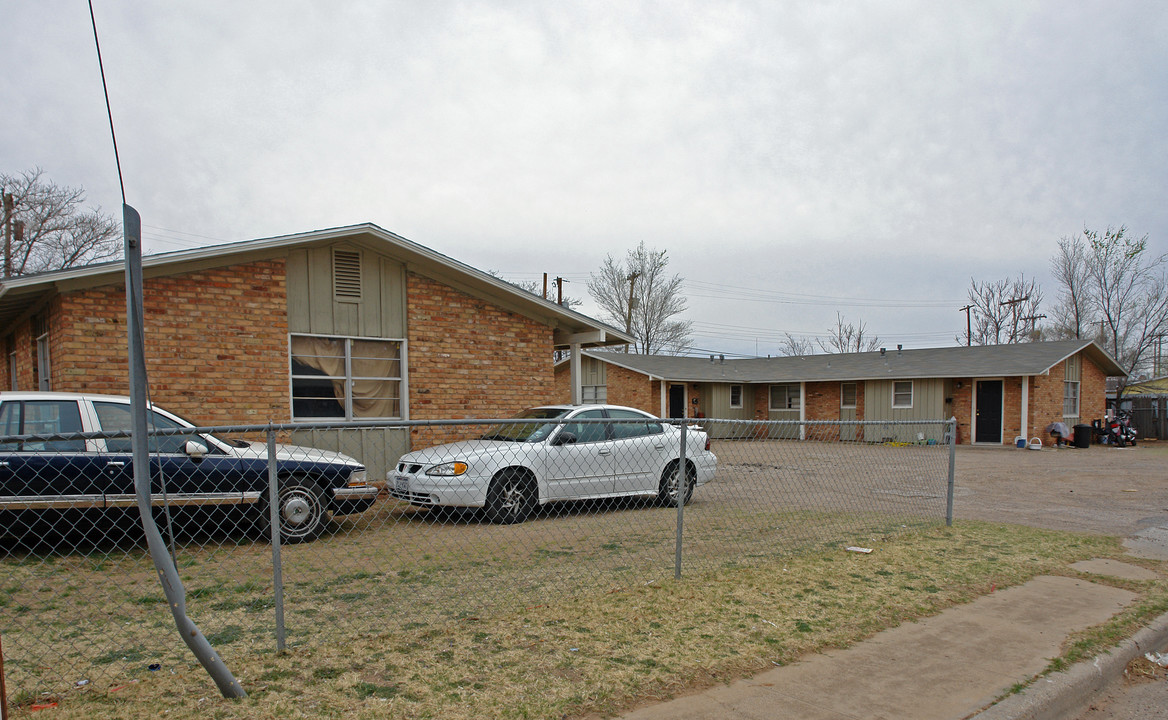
[674,421,687,579]
[946,417,957,526]
[124,205,246,698]
[267,428,287,651]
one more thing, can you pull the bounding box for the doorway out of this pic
[974,380,1003,443]
[668,384,685,419]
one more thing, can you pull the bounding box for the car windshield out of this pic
[480,407,573,443]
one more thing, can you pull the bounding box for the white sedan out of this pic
[389,405,717,523]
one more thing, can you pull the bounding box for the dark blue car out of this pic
[0,392,378,542]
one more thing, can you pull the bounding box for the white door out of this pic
[544,409,614,500]
[607,408,669,494]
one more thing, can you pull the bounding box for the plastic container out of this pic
[1073,424,1092,448]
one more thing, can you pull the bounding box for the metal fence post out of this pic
[946,417,957,527]
[674,421,687,580]
[267,428,286,652]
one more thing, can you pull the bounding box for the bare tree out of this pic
[1076,225,1168,386]
[1049,235,1093,340]
[587,242,692,355]
[1,168,122,276]
[817,313,880,354]
[779,332,815,357]
[961,274,1043,345]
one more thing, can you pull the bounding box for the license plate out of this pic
[393,475,409,493]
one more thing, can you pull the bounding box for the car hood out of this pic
[221,440,364,468]
[397,438,534,466]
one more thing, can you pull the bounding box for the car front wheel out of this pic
[264,477,327,543]
[485,470,536,524]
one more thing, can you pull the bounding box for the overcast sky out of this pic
[4,1,1166,357]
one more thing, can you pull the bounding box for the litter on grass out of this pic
[846,546,873,554]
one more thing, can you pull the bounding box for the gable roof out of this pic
[571,340,1126,383]
[0,223,632,349]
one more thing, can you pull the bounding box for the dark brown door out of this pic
[975,380,1003,443]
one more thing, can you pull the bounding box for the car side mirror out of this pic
[554,431,578,446]
[184,440,209,461]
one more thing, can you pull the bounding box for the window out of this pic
[841,383,857,409]
[581,385,607,404]
[1063,355,1081,418]
[608,408,663,439]
[562,408,609,444]
[0,400,84,451]
[892,381,913,408]
[729,385,743,409]
[769,384,800,411]
[94,402,206,454]
[1063,381,1080,417]
[290,334,404,420]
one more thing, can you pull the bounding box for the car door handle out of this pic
[598,450,611,456]
[654,444,666,450]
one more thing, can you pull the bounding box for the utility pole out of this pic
[2,192,13,278]
[1020,314,1046,342]
[542,273,548,301]
[624,271,640,353]
[999,295,1029,343]
[554,276,567,305]
[959,305,973,346]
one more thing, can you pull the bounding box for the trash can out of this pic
[1073,424,1092,448]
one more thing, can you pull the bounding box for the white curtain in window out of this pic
[291,335,347,407]
[350,340,400,418]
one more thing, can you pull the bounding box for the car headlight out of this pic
[426,461,469,477]
[347,469,368,486]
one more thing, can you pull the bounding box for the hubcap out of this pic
[282,495,312,526]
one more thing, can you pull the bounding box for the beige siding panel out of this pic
[286,249,311,333]
[286,245,407,339]
[864,378,946,442]
[580,356,606,387]
[307,246,333,333]
[704,382,754,438]
[379,257,406,337]
[290,427,409,495]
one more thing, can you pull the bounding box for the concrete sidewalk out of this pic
[616,561,1167,720]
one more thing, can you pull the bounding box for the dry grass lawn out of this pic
[8,520,1167,720]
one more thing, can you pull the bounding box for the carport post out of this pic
[946,417,957,527]
[267,428,287,652]
[675,421,687,579]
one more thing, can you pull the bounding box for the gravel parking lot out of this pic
[946,442,1168,536]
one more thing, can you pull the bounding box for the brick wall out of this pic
[407,272,554,445]
[40,260,290,425]
[605,363,655,413]
[804,381,840,440]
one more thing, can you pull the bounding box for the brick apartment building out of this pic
[554,341,1125,445]
[0,223,631,468]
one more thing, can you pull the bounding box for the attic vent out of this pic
[333,250,362,300]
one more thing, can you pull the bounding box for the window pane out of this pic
[841,383,857,408]
[23,401,84,451]
[730,385,742,407]
[291,359,345,419]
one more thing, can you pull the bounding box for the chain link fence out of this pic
[1,412,955,705]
